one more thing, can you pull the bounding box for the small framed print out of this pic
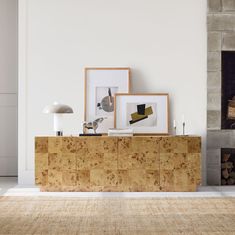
[84,68,131,133]
[114,93,169,135]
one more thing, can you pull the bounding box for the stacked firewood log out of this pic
[221,153,235,185]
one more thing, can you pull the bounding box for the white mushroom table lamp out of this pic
[43,102,74,136]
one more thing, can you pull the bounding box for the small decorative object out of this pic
[84,67,130,134]
[80,117,106,136]
[108,128,133,136]
[182,115,185,135]
[227,96,235,120]
[43,102,73,136]
[114,93,169,134]
[173,120,177,135]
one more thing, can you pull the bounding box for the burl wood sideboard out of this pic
[35,136,201,192]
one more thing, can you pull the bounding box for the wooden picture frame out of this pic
[84,68,131,134]
[114,93,169,135]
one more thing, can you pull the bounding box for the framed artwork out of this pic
[114,93,169,134]
[84,68,131,133]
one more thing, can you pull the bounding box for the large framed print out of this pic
[114,93,169,134]
[85,68,131,133]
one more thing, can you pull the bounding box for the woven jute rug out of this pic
[0,196,235,235]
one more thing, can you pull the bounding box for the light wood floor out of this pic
[0,197,235,235]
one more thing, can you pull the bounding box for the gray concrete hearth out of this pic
[207,0,235,185]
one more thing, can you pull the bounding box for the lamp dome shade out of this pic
[43,103,74,114]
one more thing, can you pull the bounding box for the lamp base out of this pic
[56,131,63,136]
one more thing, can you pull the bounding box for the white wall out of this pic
[0,0,18,176]
[19,0,207,184]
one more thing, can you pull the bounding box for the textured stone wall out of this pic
[207,0,235,185]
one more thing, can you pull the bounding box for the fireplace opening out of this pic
[222,51,235,129]
[221,148,235,185]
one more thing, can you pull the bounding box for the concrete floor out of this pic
[1,177,235,197]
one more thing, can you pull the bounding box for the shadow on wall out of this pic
[130,68,149,93]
